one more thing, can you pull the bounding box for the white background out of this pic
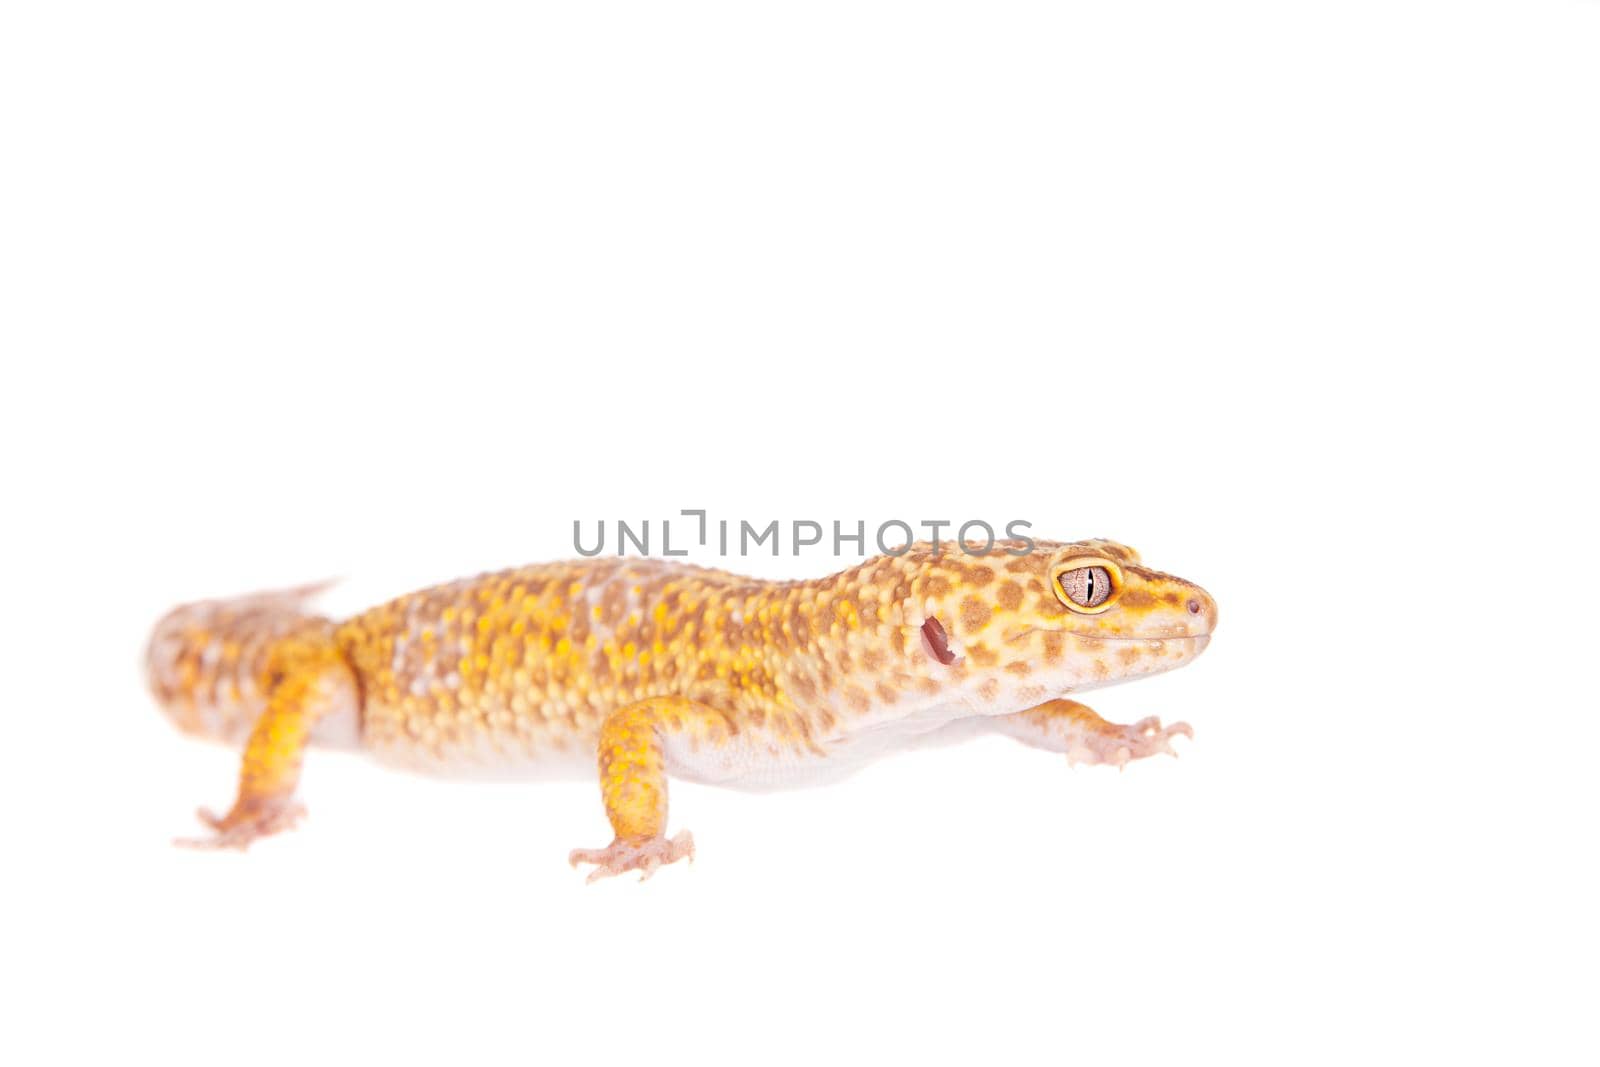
[3,2,1596,1064]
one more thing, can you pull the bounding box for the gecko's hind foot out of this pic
[174,800,307,851]
[1067,717,1193,769]
[569,831,695,883]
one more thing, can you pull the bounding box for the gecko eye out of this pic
[1051,557,1124,614]
[1059,567,1111,608]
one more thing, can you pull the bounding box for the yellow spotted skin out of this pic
[148,539,1217,877]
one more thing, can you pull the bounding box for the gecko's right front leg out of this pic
[569,695,740,883]
[990,698,1192,768]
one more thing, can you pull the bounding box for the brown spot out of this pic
[968,643,999,667]
[1118,587,1157,609]
[978,679,1000,701]
[1042,631,1064,662]
[960,597,991,633]
[1005,660,1032,676]
[1124,564,1172,584]
[996,580,1023,610]
[1033,595,1067,618]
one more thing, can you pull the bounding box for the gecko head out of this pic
[912,538,1217,697]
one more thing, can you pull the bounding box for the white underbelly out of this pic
[354,700,982,790]
[666,701,974,791]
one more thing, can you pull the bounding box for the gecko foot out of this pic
[569,831,695,883]
[174,800,307,851]
[1067,717,1193,769]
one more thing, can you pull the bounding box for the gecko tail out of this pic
[145,581,339,745]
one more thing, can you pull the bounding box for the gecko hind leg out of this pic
[569,695,736,883]
[175,631,357,850]
[991,698,1192,769]
[187,801,308,850]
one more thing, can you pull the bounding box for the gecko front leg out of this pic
[569,695,746,883]
[991,698,1192,768]
[176,631,357,849]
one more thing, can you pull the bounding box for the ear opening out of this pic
[921,616,959,665]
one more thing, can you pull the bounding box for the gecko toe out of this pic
[1069,716,1194,768]
[176,801,306,850]
[570,831,695,883]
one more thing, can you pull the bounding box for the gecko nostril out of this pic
[1186,599,1202,615]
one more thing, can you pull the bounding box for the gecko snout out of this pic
[1182,586,1219,635]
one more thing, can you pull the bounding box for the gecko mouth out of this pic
[1003,627,1212,645]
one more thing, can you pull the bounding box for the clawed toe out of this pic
[1068,718,1193,768]
[175,801,306,850]
[569,831,695,883]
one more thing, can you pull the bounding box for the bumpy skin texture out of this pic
[148,539,1217,879]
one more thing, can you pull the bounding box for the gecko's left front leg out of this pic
[570,695,742,883]
[991,698,1192,768]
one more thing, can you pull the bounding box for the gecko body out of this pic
[147,538,1216,879]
